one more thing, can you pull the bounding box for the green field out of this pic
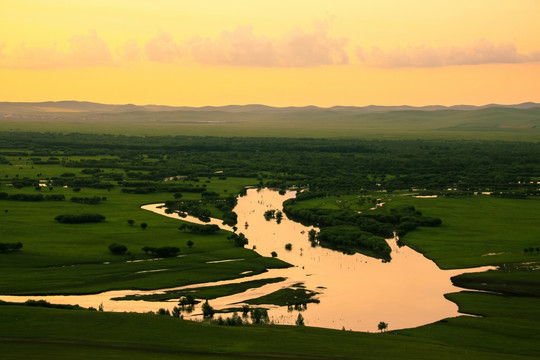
[1,106,540,140]
[0,166,291,295]
[0,116,539,359]
[1,289,539,359]
[385,195,540,268]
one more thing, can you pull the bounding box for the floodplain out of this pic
[0,105,539,359]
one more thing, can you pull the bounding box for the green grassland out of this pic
[1,107,540,140]
[0,132,539,358]
[1,185,539,358]
[0,161,292,294]
[113,277,287,302]
[384,195,540,269]
[1,290,538,359]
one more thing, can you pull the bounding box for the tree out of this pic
[264,210,275,221]
[377,321,388,332]
[108,243,127,255]
[55,214,105,223]
[179,294,196,307]
[141,246,153,255]
[127,219,135,226]
[187,240,194,248]
[172,306,182,318]
[285,243,292,251]
[154,246,180,257]
[250,308,269,324]
[308,229,317,241]
[296,313,305,326]
[0,242,23,253]
[275,211,283,224]
[140,222,148,230]
[157,308,170,316]
[202,300,215,318]
[271,251,277,258]
[228,233,248,247]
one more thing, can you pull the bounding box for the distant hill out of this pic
[1,100,539,141]
[0,100,539,115]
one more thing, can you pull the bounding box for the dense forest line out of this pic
[1,132,538,194]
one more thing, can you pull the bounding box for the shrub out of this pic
[55,214,105,224]
[108,243,127,255]
[0,242,23,253]
[154,246,180,258]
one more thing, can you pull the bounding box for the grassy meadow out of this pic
[1,106,540,140]
[0,158,292,295]
[0,107,539,358]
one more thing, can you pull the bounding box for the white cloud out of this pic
[0,30,112,69]
[69,30,112,66]
[186,20,348,67]
[356,40,540,68]
[145,32,181,62]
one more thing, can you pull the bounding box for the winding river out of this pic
[0,188,495,332]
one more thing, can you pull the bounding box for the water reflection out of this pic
[229,188,495,331]
[0,188,494,332]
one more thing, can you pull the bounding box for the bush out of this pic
[0,242,23,253]
[55,214,106,224]
[228,233,248,247]
[108,243,127,255]
[7,194,44,201]
[250,308,269,324]
[71,196,103,205]
[186,224,219,234]
[202,300,215,318]
[154,246,180,258]
[44,194,65,201]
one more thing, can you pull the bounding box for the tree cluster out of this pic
[55,214,105,223]
[0,242,22,253]
[70,196,105,205]
[141,246,180,257]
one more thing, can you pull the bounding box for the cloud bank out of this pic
[356,40,540,68]
[145,32,181,62]
[0,30,112,69]
[0,22,347,69]
[3,28,540,70]
[186,21,348,67]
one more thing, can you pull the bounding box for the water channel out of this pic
[0,188,495,332]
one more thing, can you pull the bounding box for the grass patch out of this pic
[113,277,287,302]
[0,304,535,359]
[245,287,320,307]
[388,196,540,269]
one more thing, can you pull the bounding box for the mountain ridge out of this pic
[1,100,539,115]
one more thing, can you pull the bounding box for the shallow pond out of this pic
[0,188,494,332]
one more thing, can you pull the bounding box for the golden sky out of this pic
[1,0,539,106]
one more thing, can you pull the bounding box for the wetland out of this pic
[1,188,495,331]
[0,129,539,359]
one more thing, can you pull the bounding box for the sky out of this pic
[1,0,539,107]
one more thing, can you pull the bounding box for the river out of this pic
[0,188,495,332]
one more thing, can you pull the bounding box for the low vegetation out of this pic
[0,127,538,359]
